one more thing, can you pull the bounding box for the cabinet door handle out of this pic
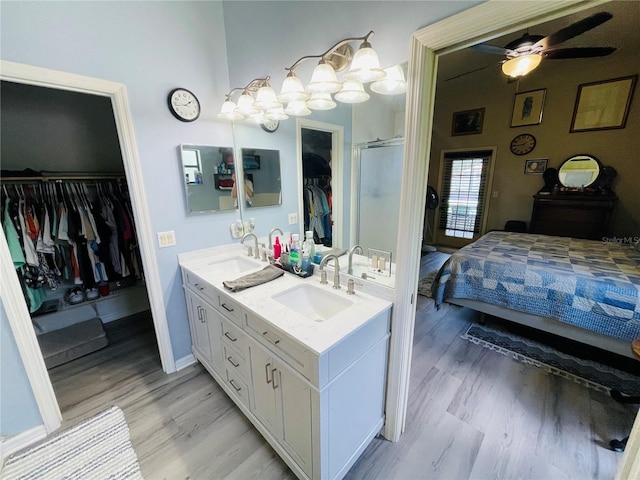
[194,282,204,291]
[200,308,206,323]
[196,305,201,321]
[221,303,234,312]
[262,331,280,345]
[227,356,239,367]
[265,362,272,384]
[271,368,279,390]
[229,379,242,392]
[224,332,237,342]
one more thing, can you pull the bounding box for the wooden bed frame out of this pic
[448,298,635,360]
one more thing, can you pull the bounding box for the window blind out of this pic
[438,151,491,239]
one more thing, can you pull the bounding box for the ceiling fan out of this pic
[449,11,616,81]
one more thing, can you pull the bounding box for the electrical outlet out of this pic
[492,191,499,199]
[157,231,176,248]
[288,213,298,225]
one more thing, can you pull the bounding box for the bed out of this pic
[433,231,640,359]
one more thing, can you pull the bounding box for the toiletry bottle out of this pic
[304,230,316,259]
[301,252,311,274]
[273,236,281,260]
[289,234,300,268]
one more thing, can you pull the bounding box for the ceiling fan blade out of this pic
[472,44,513,56]
[542,46,616,59]
[445,64,495,82]
[534,11,613,50]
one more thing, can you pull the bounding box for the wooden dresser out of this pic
[529,192,617,240]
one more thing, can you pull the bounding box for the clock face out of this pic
[168,88,200,122]
[260,119,279,133]
[510,133,536,155]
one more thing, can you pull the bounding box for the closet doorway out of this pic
[297,119,344,249]
[0,60,173,436]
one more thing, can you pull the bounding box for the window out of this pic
[438,150,491,239]
[182,149,202,184]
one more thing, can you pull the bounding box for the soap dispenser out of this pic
[273,236,281,260]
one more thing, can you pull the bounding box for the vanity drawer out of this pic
[214,291,244,327]
[222,344,249,380]
[183,269,218,305]
[220,317,249,356]
[245,311,312,380]
[224,368,250,408]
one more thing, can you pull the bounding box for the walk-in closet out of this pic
[1,80,155,413]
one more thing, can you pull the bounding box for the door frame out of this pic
[0,60,176,435]
[296,119,344,248]
[387,0,612,442]
[434,147,497,248]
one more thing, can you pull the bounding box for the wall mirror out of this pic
[558,154,601,188]
[237,148,282,209]
[179,144,237,214]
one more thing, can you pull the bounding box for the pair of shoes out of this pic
[85,287,99,300]
[64,287,85,305]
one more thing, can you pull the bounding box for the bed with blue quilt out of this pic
[433,231,640,358]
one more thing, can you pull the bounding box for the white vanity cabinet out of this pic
[179,251,391,480]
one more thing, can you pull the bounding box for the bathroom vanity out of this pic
[178,244,392,480]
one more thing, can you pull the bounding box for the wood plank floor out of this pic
[48,252,638,479]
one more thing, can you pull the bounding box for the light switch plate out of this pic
[157,231,176,248]
[288,213,298,225]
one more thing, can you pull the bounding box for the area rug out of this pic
[2,406,143,480]
[462,320,640,397]
[417,270,439,298]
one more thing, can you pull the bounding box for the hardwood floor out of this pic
[48,254,637,479]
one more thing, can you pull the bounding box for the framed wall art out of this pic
[511,89,546,127]
[570,75,637,132]
[524,158,547,175]
[451,108,485,136]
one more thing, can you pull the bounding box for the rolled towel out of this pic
[223,265,285,292]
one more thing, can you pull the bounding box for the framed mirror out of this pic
[179,144,237,214]
[558,154,601,188]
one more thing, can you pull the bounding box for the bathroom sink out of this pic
[272,284,353,321]
[207,255,260,275]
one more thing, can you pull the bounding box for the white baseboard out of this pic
[174,353,196,371]
[1,424,47,462]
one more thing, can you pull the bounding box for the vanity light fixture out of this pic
[501,54,542,78]
[218,31,407,124]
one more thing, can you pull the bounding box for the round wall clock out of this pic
[509,133,536,155]
[167,88,201,122]
[260,119,279,133]
[510,133,536,155]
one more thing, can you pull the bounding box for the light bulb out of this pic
[306,62,342,94]
[371,65,407,95]
[335,80,369,103]
[501,54,542,78]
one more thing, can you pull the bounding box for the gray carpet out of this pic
[462,319,640,397]
[417,270,439,298]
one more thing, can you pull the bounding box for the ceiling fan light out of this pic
[335,80,370,103]
[278,72,310,102]
[501,54,542,78]
[306,92,336,111]
[235,93,259,116]
[265,105,289,121]
[217,100,243,120]
[345,41,385,83]
[254,85,281,110]
[284,101,312,116]
[370,64,407,95]
[306,62,342,94]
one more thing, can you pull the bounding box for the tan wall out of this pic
[428,47,639,241]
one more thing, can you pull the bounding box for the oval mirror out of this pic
[558,154,601,188]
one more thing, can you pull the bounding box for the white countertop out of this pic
[178,244,392,355]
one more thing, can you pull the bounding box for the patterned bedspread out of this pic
[433,231,640,342]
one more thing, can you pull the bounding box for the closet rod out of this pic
[1,173,125,182]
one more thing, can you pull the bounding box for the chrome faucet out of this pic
[268,227,284,249]
[347,245,363,275]
[319,254,341,289]
[241,233,260,259]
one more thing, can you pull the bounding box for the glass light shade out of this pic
[217,100,243,120]
[278,73,309,102]
[306,63,342,94]
[335,80,369,103]
[501,54,542,78]
[253,85,281,110]
[246,111,267,124]
[306,92,336,110]
[284,101,312,116]
[235,93,259,116]
[346,44,385,83]
[265,105,289,121]
[370,65,407,95]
